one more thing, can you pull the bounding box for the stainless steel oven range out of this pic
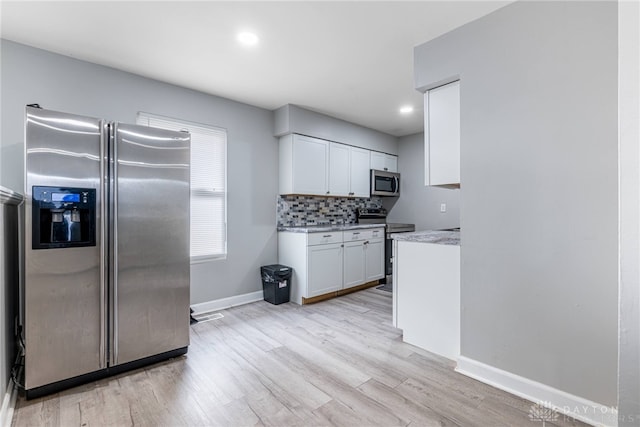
[356,208,415,284]
[384,223,415,282]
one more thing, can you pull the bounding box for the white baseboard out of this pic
[456,356,618,427]
[191,290,264,315]
[0,380,17,427]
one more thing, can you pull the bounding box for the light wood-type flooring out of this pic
[12,288,587,426]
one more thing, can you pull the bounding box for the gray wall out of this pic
[415,1,618,407]
[386,132,459,230]
[274,104,398,154]
[0,39,279,305]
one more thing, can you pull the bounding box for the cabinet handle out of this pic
[323,234,332,238]
[353,232,360,235]
[326,191,330,195]
[384,167,388,171]
[364,241,370,245]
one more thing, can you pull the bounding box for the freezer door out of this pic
[110,123,190,366]
[24,107,106,389]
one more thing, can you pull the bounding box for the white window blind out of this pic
[137,112,227,260]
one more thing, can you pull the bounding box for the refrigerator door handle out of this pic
[111,123,119,365]
[99,120,106,369]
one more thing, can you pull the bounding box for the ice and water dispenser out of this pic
[32,186,96,249]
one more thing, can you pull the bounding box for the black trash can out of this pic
[260,264,292,305]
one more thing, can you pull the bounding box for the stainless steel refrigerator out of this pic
[23,106,190,398]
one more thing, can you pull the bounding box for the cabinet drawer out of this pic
[344,230,367,242]
[344,228,385,242]
[369,228,384,240]
[308,231,343,246]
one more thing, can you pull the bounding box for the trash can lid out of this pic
[261,264,292,272]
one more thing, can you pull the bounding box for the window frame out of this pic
[136,112,227,263]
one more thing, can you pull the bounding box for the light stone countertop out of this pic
[392,229,460,245]
[277,223,386,233]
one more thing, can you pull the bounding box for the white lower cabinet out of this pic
[345,229,384,285]
[343,240,366,288]
[394,240,460,360]
[365,238,384,282]
[308,243,343,297]
[278,227,385,304]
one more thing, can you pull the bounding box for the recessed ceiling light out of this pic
[237,32,259,46]
[399,106,414,114]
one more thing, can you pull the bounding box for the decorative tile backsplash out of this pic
[277,195,383,227]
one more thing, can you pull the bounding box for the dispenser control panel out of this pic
[51,192,81,203]
[32,186,97,249]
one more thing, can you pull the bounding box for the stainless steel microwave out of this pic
[371,169,400,197]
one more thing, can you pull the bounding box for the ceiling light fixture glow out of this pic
[237,32,259,46]
[399,106,414,114]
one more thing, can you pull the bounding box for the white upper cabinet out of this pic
[280,134,329,195]
[370,151,385,170]
[425,80,460,186]
[349,146,371,197]
[330,144,371,197]
[281,134,373,197]
[329,142,350,196]
[371,151,398,173]
[387,155,398,173]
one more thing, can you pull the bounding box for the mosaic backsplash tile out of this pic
[277,195,383,227]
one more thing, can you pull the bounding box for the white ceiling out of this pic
[0,1,509,137]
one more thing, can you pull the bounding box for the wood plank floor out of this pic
[12,288,588,426]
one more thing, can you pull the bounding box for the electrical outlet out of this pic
[440,203,447,213]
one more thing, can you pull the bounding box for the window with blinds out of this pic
[137,112,227,261]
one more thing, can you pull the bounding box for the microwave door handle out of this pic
[394,176,399,193]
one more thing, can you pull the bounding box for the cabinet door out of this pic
[370,151,386,171]
[425,81,460,186]
[385,155,398,173]
[370,152,398,173]
[349,147,371,197]
[365,238,385,282]
[343,240,365,288]
[329,142,350,196]
[308,243,343,297]
[293,135,328,195]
